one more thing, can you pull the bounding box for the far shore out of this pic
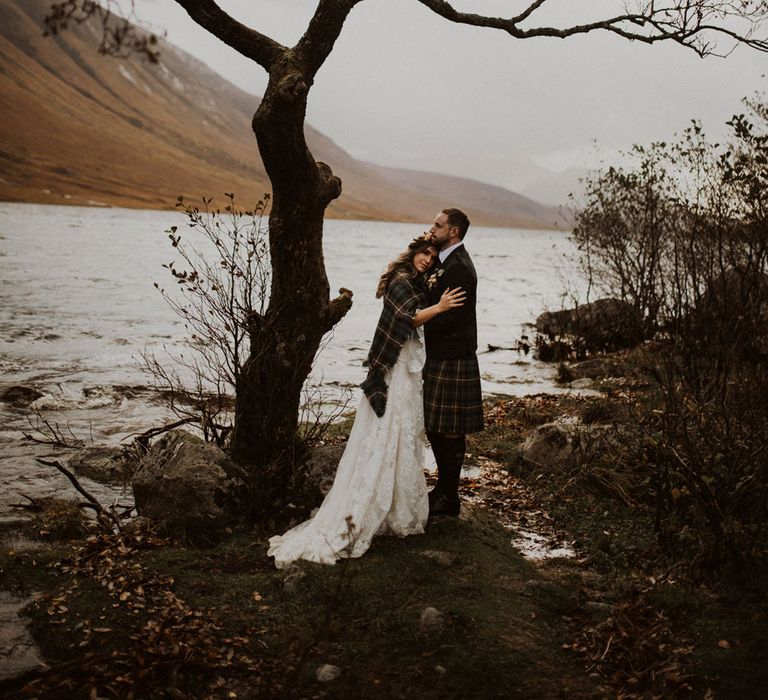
[0,197,572,232]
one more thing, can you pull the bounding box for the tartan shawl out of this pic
[361,272,426,417]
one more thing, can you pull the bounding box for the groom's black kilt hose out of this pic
[423,355,484,434]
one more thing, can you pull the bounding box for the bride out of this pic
[268,236,465,568]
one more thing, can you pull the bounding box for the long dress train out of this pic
[268,333,429,569]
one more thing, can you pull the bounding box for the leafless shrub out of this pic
[297,330,354,446]
[138,193,270,448]
[23,405,89,448]
[571,94,768,576]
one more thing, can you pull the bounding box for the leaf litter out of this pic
[17,531,270,699]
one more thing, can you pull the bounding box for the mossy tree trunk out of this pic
[226,6,357,494]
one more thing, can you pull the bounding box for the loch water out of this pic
[0,203,584,512]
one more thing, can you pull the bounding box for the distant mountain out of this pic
[519,167,588,209]
[0,0,567,229]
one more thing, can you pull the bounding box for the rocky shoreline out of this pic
[2,308,767,697]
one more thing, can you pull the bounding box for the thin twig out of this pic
[126,417,199,443]
[23,407,85,448]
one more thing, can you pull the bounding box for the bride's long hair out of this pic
[375,236,435,299]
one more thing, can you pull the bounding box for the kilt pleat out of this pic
[423,356,484,434]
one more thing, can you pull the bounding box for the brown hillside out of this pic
[0,0,566,228]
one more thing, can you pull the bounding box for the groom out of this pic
[423,208,484,517]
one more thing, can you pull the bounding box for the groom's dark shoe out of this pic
[429,494,460,517]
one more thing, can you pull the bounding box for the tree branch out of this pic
[46,0,288,68]
[36,458,123,531]
[23,406,87,449]
[173,0,286,70]
[326,287,354,331]
[295,0,364,77]
[45,0,162,61]
[512,0,549,26]
[414,0,768,55]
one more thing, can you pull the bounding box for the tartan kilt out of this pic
[423,355,484,434]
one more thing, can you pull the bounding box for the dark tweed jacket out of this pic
[361,272,426,417]
[424,244,478,360]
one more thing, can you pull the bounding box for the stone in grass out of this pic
[521,422,614,473]
[282,563,306,593]
[420,550,457,567]
[316,664,342,682]
[122,516,156,535]
[583,601,614,620]
[419,606,445,635]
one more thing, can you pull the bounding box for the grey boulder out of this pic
[521,422,613,472]
[419,606,446,635]
[68,446,139,484]
[0,386,43,408]
[536,298,644,354]
[299,443,345,498]
[132,429,246,531]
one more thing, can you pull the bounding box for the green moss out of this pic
[243,511,594,698]
[687,610,768,698]
[0,539,70,596]
[27,577,137,664]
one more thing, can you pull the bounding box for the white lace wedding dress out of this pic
[268,331,429,569]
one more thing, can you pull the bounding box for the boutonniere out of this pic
[425,268,444,290]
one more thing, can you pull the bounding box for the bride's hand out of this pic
[437,287,466,312]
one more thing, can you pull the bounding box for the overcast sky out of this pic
[131,0,766,198]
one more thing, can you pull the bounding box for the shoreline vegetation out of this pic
[2,351,766,698]
[3,93,767,698]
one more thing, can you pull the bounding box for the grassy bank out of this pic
[2,381,767,698]
[467,389,768,699]
[1,509,600,699]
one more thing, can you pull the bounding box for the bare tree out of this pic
[572,143,676,334]
[138,192,352,462]
[44,0,768,498]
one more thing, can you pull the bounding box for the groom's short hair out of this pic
[442,208,470,239]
